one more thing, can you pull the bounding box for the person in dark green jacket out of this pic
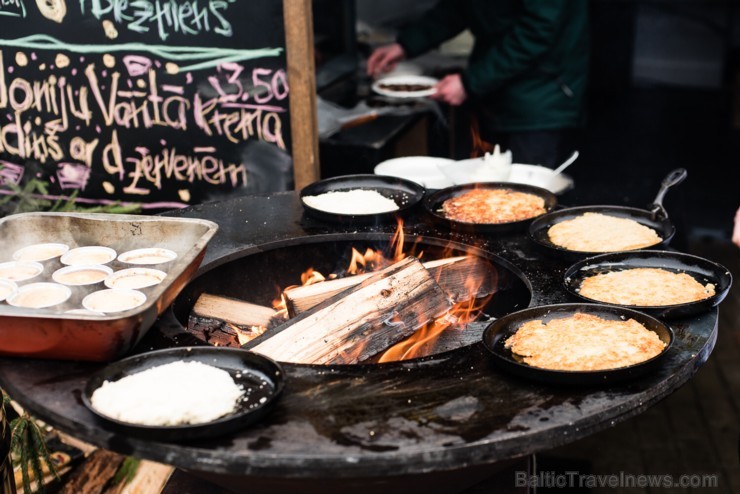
[367,0,589,167]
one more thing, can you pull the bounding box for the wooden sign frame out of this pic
[283,0,320,189]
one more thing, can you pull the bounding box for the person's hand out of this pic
[367,43,405,77]
[733,206,740,247]
[431,74,467,106]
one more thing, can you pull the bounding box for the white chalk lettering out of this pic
[79,0,236,41]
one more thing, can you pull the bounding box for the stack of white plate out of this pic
[374,156,574,194]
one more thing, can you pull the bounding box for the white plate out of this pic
[438,158,512,184]
[372,75,438,99]
[437,159,574,195]
[508,164,574,194]
[374,156,454,189]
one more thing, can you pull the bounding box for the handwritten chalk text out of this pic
[79,0,236,41]
[0,0,25,18]
[0,52,287,198]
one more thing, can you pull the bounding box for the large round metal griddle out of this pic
[0,192,718,494]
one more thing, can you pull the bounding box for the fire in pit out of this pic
[174,228,530,364]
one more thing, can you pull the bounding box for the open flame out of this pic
[227,322,266,346]
[347,218,409,275]
[301,268,326,285]
[377,267,493,362]
[266,218,492,363]
[470,115,495,158]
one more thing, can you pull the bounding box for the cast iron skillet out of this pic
[528,168,687,261]
[482,303,674,386]
[300,174,425,224]
[83,347,284,442]
[563,250,732,319]
[423,182,557,234]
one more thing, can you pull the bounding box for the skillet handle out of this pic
[649,168,687,220]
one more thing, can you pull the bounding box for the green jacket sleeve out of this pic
[461,0,567,97]
[396,0,468,58]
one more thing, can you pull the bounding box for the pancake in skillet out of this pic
[504,313,666,371]
[442,188,546,224]
[547,212,662,252]
[578,268,716,306]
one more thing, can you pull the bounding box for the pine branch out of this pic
[0,177,142,216]
[11,419,31,494]
[8,412,59,494]
[30,418,59,483]
[28,425,46,493]
[110,456,140,488]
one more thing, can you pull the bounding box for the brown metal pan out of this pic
[528,168,686,261]
[0,212,218,361]
[423,182,557,234]
[482,303,674,386]
[563,250,732,319]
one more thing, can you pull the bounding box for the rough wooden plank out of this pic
[689,357,739,490]
[59,449,124,494]
[243,257,452,364]
[192,294,276,327]
[118,461,174,494]
[284,256,493,316]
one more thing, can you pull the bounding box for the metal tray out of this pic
[0,212,218,362]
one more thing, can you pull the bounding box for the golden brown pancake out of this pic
[547,212,662,252]
[504,313,666,371]
[578,268,715,306]
[442,188,546,224]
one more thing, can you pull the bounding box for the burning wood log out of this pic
[283,255,494,316]
[242,257,453,364]
[192,293,277,327]
[187,315,266,347]
[188,295,281,347]
[407,320,491,357]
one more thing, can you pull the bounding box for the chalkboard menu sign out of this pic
[0,0,293,210]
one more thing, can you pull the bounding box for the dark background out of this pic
[351,0,740,243]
